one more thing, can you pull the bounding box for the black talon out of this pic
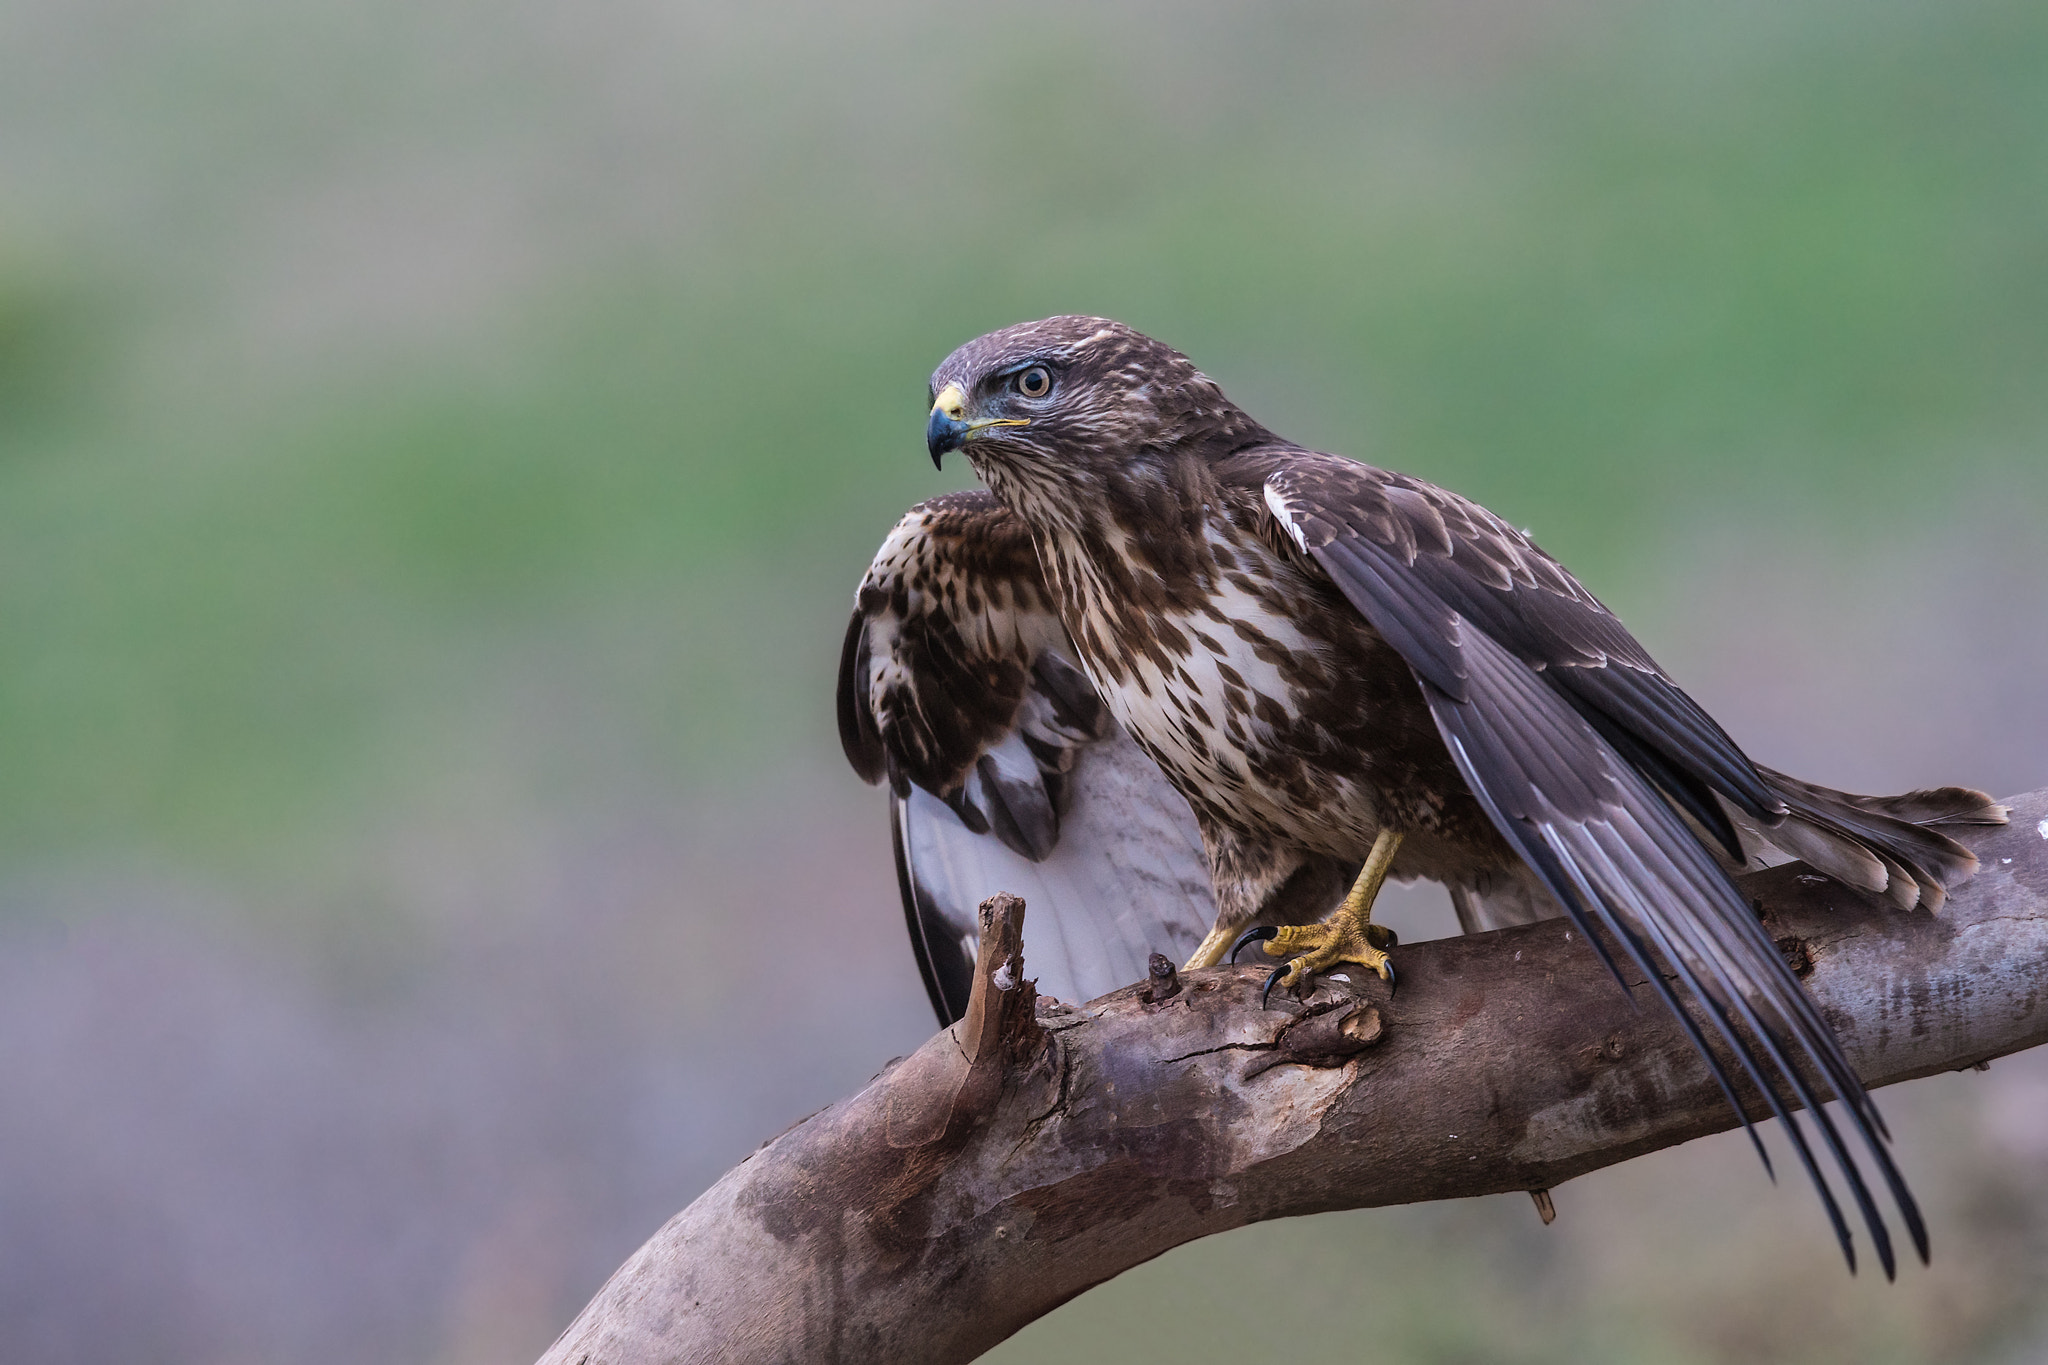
[1260,966,1289,1011]
[1230,925,1278,964]
[1383,958,1398,995]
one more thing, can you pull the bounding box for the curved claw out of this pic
[1260,966,1289,1011]
[1230,925,1278,964]
[1381,957,1398,995]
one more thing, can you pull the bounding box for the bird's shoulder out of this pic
[856,489,1045,612]
[1218,447,1598,602]
[1213,444,1660,678]
[1214,442,1780,826]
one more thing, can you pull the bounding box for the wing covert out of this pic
[1261,457,1784,847]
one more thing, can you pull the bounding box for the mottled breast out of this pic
[1036,501,1388,856]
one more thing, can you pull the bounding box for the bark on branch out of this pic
[541,790,2048,1365]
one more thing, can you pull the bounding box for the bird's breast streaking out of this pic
[1042,511,1384,855]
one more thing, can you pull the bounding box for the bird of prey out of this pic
[837,315,2005,1275]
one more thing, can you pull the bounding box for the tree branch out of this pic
[539,790,2048,1365]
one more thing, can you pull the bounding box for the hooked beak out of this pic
[925,382,1029,469]
[926,385,970,469]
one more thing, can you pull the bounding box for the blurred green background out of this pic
[3,0,2046,1361]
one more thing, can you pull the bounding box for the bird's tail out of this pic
[1720,768,2009,911]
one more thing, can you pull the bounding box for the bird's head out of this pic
[924,317,1269,497]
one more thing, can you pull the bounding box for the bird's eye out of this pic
[1014,365,1052,399]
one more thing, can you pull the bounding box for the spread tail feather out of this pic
[1723,769,2009,912]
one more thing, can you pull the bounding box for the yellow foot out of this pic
[1241,917,1397,995]
[1232,828,1404,1007]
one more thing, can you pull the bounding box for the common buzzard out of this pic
[838,315,2005,1275]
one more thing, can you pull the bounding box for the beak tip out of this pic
[926,406,969,468]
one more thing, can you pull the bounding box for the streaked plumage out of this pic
[838,315,2006,1275]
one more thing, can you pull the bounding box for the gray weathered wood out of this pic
[540,789,2048,1365]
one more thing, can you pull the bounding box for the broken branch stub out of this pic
[540,788,2048,1365]
[883,891,1044,1149]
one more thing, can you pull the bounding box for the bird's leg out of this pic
[1183,919,1249,971]
[1235,829,1404,997]
[1182,834,1307,973]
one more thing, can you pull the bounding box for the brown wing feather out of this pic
[1240,450,2005,909]
[1246,451,1784,839]
[837,491,1080,802]
[841,491,1219,1025]
[1254,449,1926,1277]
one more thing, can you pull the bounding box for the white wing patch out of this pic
[901,719,1215,1008]
[1264,482,1310,552]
